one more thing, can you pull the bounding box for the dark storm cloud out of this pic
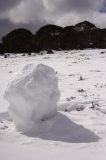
[0,0,22,13]
[49,0,94,13]
[0,19,15,39]
[100,0,106,12]
[0,18,46,41]
[45,0,103,14]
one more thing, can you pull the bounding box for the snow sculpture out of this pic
[4,64,60,132]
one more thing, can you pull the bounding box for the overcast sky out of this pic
[0,0,106,39]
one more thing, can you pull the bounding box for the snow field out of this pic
[0,49,106,159]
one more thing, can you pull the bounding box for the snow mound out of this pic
[4,64,60,132]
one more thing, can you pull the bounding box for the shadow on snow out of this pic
[23,112,100,143]
[0,112,100,143]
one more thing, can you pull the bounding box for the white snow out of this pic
[4,64,60,132]
[0,49,106,159]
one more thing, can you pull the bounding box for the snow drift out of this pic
[4,64,60,132]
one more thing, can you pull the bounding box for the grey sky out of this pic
[0,0,106,39]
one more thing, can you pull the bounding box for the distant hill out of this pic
[0,21,106,54]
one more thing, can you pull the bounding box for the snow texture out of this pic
[4,64,60,132]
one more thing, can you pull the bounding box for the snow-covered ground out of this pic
[0,49,106,159]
